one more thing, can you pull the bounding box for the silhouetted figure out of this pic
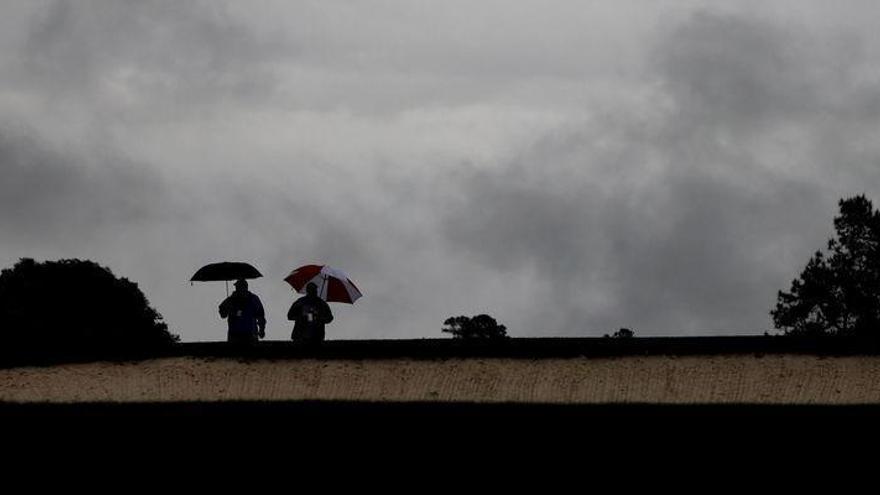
[288,282,333,345]
[219,279,266,344]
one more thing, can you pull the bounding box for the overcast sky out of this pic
[2,1,880,340]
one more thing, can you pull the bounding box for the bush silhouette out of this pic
[772,195,880,337]
[604,328,634,338]
[442,314,507,340]
[0,258,178,358]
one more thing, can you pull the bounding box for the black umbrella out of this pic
[191,262,262,295]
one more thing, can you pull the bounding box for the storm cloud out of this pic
[0,127,167,247]
[1,2,879,339]
[441,10,880,335]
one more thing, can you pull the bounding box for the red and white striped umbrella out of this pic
[284,264,363,304]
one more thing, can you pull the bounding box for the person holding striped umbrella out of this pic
[284,264,362,345]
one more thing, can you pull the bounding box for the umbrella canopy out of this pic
[191,262,263,282]
[284,264,362,304]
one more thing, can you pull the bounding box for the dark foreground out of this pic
[0,405,868,477]
[3,400,879,438]
[3,400,878,466]
[4,402,868,476]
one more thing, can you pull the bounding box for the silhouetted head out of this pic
[306,282,318,296]
[234,279,248,291]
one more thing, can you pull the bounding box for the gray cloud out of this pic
[16,0,287,108]
[658,13,818,130]
[2,3,880,340]
[0,127,167,245]
[440,144,830,335]
[440,11,879,335]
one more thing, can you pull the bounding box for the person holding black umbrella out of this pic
[219,279,266,344]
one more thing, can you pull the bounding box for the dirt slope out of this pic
[3,354,880,404]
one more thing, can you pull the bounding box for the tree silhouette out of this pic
[0,258,178,358]
[772,195,880,337]
[442,314,507,340]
